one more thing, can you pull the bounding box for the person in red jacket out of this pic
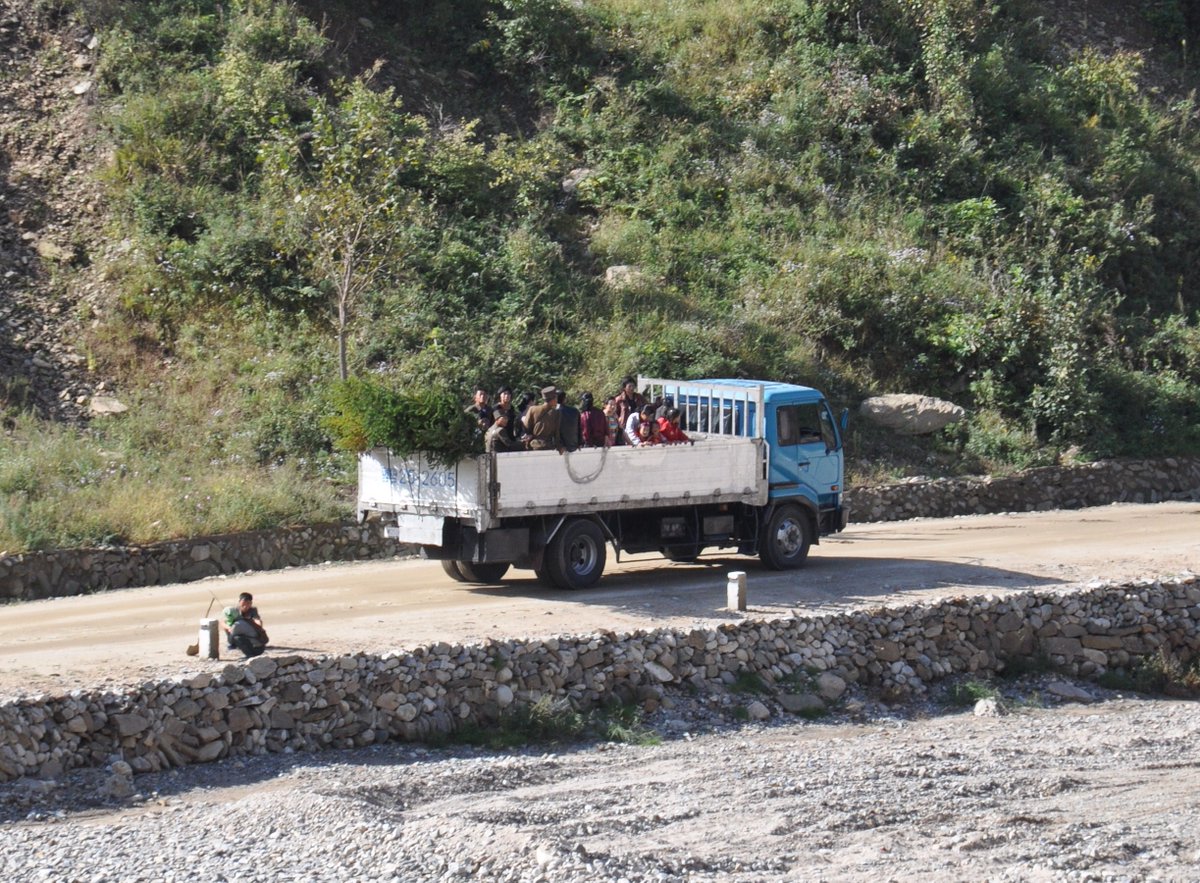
[658,407,691,444]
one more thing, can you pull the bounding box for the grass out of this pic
[729,670,769,695]
[0,411,346,552]
[943,678,1002,708]
[1096,650,1200,697]
[449,696,660,750]
[998,652,1059,680]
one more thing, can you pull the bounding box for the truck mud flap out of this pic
[440,522,531,563]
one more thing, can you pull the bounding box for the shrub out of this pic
[325,377,481,466]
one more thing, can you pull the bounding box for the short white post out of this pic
[727,571,747,612]
[199,618,220,660]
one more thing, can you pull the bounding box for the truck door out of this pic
[771,400,843,507]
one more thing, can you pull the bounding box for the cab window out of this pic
[777,404,825,446]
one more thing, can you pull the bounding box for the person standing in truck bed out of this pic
[578,392,609,447]
[465,386,492,433]
[612,377,645,444]
[523,386,562,451]
[557,388,581,452]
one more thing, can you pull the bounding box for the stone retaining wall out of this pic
[1,577,1196,783]
[844,457,1200,522]
[3,456,1198,603]
[0,521,404,603]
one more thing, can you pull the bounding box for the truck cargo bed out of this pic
[358,436,768,531]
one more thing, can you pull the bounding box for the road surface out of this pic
[1,501,1196,697]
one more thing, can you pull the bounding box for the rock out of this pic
[746,700,770,720]
[859,394,966,435]
[561,167,594,194]
[195,740,225,762]
[35,240,73,262]
[974,698,1003,717]
[89,396,128,416]
[816,672,847,701]
[1047,681,1095,703]
[247,656,277,678]
[103,772,135,799]
[644,661,674,683]
[494,684,514,707]
[71,79,92,95]
[112,713,149,737]
[604,265,646,288]
[779,693,825,714]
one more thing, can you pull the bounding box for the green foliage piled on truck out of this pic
[326,378,481,467]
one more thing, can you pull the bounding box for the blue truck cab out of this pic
[642,377,850,558]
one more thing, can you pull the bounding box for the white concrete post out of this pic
[727,571,747,611]
[199,618,220,660]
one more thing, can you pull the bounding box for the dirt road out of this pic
[2,501,1197,697]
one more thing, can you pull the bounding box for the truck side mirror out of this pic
[839,409,849,433]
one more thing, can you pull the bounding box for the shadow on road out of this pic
[456,552,1065,624]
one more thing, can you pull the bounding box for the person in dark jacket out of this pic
[613,377,645,440]
[557,388,581,452]
[578,392,608,447]
[465,386,492,432]
[222,592,268,658]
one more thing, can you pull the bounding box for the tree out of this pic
[263,70,426,379]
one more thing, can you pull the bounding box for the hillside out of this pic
[1,0,1199,553]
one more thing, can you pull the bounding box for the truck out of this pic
[357,377,849,589]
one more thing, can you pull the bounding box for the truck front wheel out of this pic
[759,505,812,570]
[546,519,607,589]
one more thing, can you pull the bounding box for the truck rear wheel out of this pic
[441,560,468,582]
[759,505,812,570]
[456,561,511,584]
[546,519,606,589]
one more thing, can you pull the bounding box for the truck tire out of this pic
[545,518,607,589]
[456,561,511,583]
[441,559,468,582]
[759,505,812,570]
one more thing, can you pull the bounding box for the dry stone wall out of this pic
[0,521,404,603]
[3,457,1199,603]
[845,457,1200,522]
[1,576,1196,783]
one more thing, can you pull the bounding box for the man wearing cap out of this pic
[523,386,562,451]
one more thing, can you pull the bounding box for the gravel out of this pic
[3,678,1198,882]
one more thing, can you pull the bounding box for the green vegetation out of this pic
[1096,649,1200,696]
[450,695,660,748]
[3,0,1200,551]
[729,670,770,695]
[942,678,1001,707]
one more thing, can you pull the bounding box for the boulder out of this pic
[89,396,128,416]
[859,394,965,435]
[604,265,646,288]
